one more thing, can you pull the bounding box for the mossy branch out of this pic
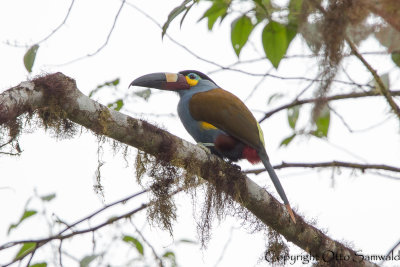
[0,73,379,267]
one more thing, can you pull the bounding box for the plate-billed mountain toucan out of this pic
[130,70,296,223]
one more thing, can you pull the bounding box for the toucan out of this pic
[130,70,296,223]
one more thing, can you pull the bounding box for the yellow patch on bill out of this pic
[200,121,217,130]
[165,73,178,82]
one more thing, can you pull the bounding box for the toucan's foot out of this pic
[197,142,213,154]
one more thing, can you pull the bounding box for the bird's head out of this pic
[129,70,217,92]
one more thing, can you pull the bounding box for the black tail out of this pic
[258,149,296,223]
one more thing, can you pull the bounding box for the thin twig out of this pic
[346,38,400,120]
[0,187,186,267]
[1,205,147,267]
[0,151,20,156]
[56,0,126,66]
[0,189,149,251]
[58,188,149,236]
[131,222,164,267]
[245,161,400,175]
[329,105,354,132]
[213,226,235,267]
[310,0,400,120]
[37,0,76,44]
[0,139,13,148]
[3,0,75,48]
[260,90,400,122]
[126,1,370,88]
[244,71,270,102]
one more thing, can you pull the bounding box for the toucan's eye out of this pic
[188,73,200,80]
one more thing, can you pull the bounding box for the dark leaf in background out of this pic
[162,0,192,38]
[280,133,296,147]
[8,210,37,235]
[287,105,300,129]
[312,105,330,138]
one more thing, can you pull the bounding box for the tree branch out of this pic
[1,204,149,266]
[0,189,149,265]
[310,0,400,121]
[260,90,400,122]
[345,37,400,120]
[245,161,400,176]
[56,0,126,66]
[0,73,379,267]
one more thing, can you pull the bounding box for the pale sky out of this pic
[1,0,400,266]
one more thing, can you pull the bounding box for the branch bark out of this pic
[0,73,379,267]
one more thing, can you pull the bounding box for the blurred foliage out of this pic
[160,0,400,148]
[4,191,196,266]
[163,0,400,69]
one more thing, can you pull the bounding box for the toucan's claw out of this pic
[197,142,213,154]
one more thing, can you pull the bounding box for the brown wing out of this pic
[189,88,264,150]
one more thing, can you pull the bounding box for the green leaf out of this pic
[162,0,192,38]
[313,105,330,138]
[180,2,195,28]
[262,21,296,68]
[231,15,254,57]
[286,23,298,46]
[89,78,120,98]
[262,21,287,68]
[23,44,39,73]
[8,210,37,234]
[80,255,99,267]
[391,51,400,67]
[123,235,144,255]
[176,238,197,244]
[29,263,47,267]
[199,1,228,30]
[40,193,56,202]
[134,88,151,101]
[107,99,124,111]
[279,133,296,147]
[287,105,300,129]
[162,251,177,267]
[14,242,36,260]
